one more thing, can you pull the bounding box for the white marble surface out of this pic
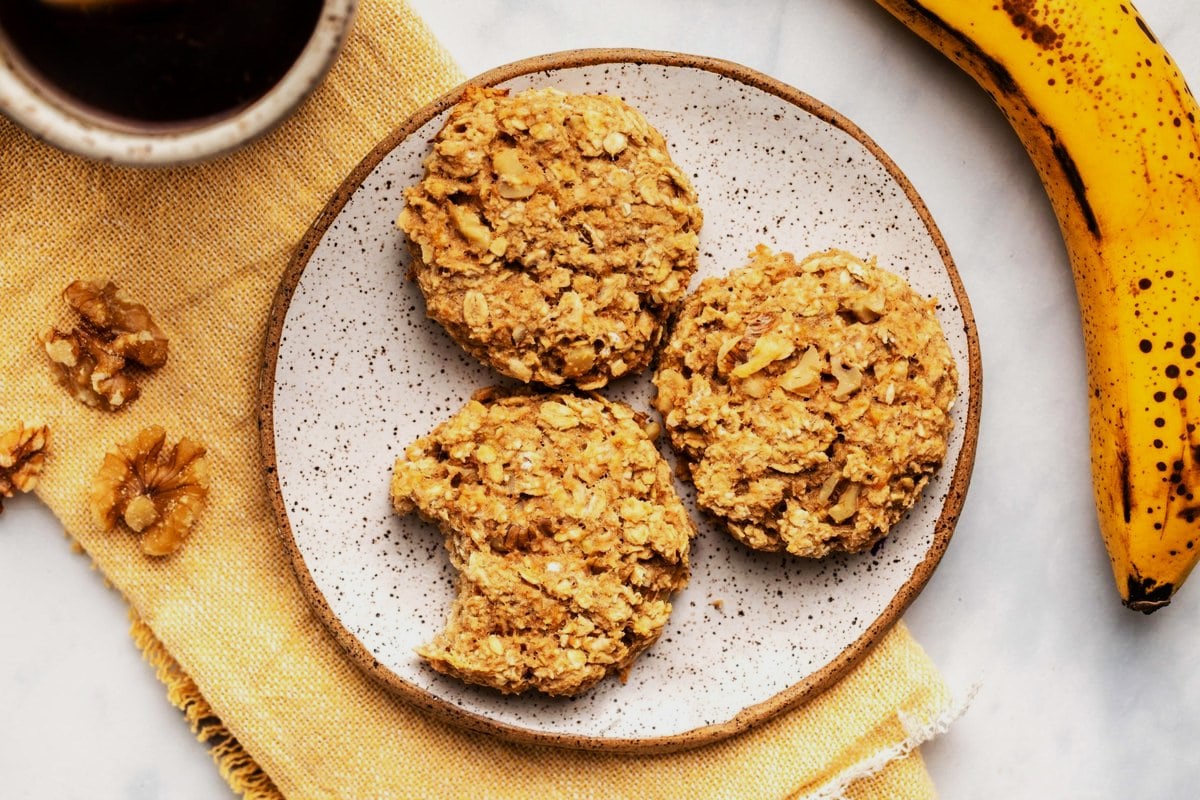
[3,1,1200,797]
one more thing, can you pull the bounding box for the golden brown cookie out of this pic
[390,387,693,696]
[397,86,702,390]
[653,246,957,558]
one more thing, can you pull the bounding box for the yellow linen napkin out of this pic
[0,1,957,797]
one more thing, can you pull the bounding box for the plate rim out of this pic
[258,47,982,754]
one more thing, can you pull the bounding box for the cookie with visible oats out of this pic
[653,246,957,558]
[390,387,693,696]
[397,86,702,390]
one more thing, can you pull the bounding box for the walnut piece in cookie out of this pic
[398,86,703,390]
[41,280,169,411]
[391,387,693,696]
[0,423,49,512]
[653,246,957,558]
[89,426,209,556]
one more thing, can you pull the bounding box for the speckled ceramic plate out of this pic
[260,49,981,753]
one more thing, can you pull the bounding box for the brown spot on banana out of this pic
[1117,447,1133,524]
[1001,0,1063,50]
[901,1,1020,95]
[1134,14,1158,45]
[1125,575,1173,613]
[1048,135,1101,237]
[895,1,1100,236]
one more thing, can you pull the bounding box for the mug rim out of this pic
[0,0,358,167]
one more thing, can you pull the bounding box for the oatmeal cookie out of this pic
[653,246,957,558]
[390,387,693,696]
[398,86,702,390]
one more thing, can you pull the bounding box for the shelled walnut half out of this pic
[41,280,169,411]
[89,426,209,556]
[0,423,50,512]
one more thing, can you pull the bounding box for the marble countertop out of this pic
[3,1,1200,797]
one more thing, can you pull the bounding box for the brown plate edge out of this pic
[257,47,983,755]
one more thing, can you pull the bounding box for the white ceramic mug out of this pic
[0,0,357,166]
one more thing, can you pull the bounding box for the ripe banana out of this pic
[873,0,1200,611]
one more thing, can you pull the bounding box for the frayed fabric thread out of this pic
[795,684,978,800]
[130,611,284,800]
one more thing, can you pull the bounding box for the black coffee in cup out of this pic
[0,0,324,127]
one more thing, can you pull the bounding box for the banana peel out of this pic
[874,0,1200,611]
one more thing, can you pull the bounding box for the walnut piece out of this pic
[0,423,50,512]
[41,280,169,411]
[831,356,864,400]
[89,426,209,556]
[42,327,141,409]
[65,280,168,367]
